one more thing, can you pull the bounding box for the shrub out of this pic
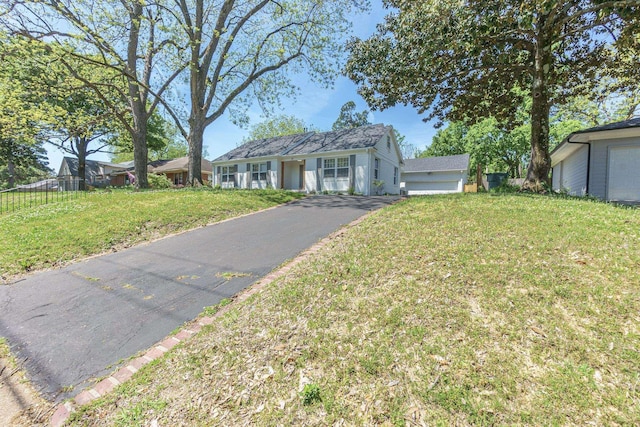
[147,173,173,189]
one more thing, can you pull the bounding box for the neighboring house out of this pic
[551,117,640,203]
[17,179,58,192]
[401,154,470,195]
[111,157,213,186]
[57,157,131,190]
[211,124,404,195]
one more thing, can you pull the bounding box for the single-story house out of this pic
[57,157,132,190]
[551,117,640,203]
[110,157,213,186]
[211,124,404,195]
[400,154,470,195]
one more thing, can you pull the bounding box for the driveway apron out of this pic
[0,195,397,401]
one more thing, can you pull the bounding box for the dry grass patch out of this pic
[67,194,640,426]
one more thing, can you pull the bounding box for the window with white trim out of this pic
[222,165,237,183]
[374,158,380,180]
[387,135,391,151]
[252,163,267,181]
[324,157,350,178]
[393,166,398,185]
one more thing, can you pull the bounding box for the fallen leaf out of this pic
[530,326,547,337]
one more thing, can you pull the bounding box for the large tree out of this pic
[1,35,129,189]
[3,0,188,189]
[110,112,189,163]
[332,100,372,130]
[422,119,531,178]
[0,34,52,188]
[173,0,365,185]
[244,114,314,142]
[346,0,640,191]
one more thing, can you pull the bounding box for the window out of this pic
[323,158,335,178]
[222,165,237,183]
[393,166,398,185]
[252,163,267,181]
[374,158,380,180]
[337,157,349,178]
[387,135,391,151]
[174,173,183,186]
[324,157,349,178]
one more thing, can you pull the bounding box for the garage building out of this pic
[551,118,640,203]
[401,154,470,195]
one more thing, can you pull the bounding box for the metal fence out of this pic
[0,179,86,215]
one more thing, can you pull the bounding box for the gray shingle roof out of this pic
[403,154,470,173]
[59,156,102,179]
[573,117,640,134]
[213,124,389,162]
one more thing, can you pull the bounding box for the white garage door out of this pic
[608,146,640,202]
[405,180,459,195]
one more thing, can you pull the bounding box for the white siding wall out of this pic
[303,153,370,194]
[402,171,466,195]
[551,164,561,190]
[370,133,402,195]
[556,145,588,196]
[354,153,369,195]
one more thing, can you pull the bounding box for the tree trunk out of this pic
[77,143,86,191]
[7,158,15,188]
[187,119,204,186]
[127,1,149,189]
[523,38,552,192]
[132,128,149,189]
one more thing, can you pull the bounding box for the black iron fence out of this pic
[0,179,86,215]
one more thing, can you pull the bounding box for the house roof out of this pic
[58,157,102,179]
[403,154,470,173]
[551,117,640,165]
[213,124,391,162]
[147,157,212,174]
[571,117,640,135]
[113,156,212,174]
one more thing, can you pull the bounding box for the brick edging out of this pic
[50,206,382,427]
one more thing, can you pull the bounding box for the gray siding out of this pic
[589,137,640,200]
[560,145,588,196]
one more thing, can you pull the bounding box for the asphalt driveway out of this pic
[0,195,398,401]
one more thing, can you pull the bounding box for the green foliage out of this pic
[332,101,371,130]
[346,0,640,187]
[300,383,322,405]
[421,117,529,178]
[146,173,173,189]
[244,115,315,142]
[111,113,188,163]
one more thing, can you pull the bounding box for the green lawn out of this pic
[0,188,304,280]
[64,193,640,426]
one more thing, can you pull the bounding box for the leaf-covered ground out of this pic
[61,194,640,425]
[0,188,304,281]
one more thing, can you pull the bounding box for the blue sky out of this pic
[46,1,438,171]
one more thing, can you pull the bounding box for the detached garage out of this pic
[401,154,470,195]
[551,118,640,203]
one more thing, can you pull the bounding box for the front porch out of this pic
[280,160,305,191]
